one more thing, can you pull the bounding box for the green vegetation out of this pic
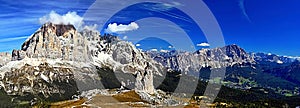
[0,89,17,107]
[154,70,300,107]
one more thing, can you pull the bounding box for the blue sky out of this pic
[0,0,300,56]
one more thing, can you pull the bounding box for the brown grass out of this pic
[112,90,147,103]
[48,90,150,108]
[49,98,87,108]
[184,104,201,108]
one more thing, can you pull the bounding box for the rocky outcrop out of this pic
[0,62,77,97]
[148,44,255,74]
[91,35,163,94]
[0,52,11,67]
[11,50,26,61]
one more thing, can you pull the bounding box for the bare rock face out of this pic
[19,23,91,62]
[109,41,161,93]
[0,52,11,67]
[11,50,26,61]
[91,35,163,94]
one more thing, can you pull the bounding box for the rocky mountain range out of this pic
[0,23,163,99]
[0,23,299,107]
[148,44,256,74]
[148,45,300,74]
[252,52,296,64]
[147,44,300,97]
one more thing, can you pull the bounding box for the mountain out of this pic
[0,23,164,100]
[250,52,300,86]
[148,44,300,97]
[252,52,296,64]
[0,23,299,107]
[148,44,255,74]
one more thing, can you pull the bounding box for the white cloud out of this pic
[0,36,28,43]
[123,36,128,40]
[135,44,141,47]
[238,0,251,22]
[105,22,139,34]
[197,43,210,47]
[39,11,84,29]
[160,49,169,53]
[150,49,158,52]
[168,46,173,49]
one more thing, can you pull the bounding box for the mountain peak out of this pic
[42,23,76,36]
[226,44,238,47]
[224,44,242,50]
[17,22,89,61]
[224,44,246,53]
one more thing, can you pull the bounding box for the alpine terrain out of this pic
[0,23,299,107]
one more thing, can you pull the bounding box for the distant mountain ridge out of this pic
[148,44,255,74]
[252,52,297,64]
[147,44,300,97]
[148,44,299,73]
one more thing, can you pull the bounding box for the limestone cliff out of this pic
[1,23,161,97]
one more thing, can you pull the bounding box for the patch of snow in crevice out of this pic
[40,74,50,82]
[80,89,109,100]
[92,52,124,72]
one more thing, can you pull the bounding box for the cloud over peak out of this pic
[105,22,139,34]
[39,11,83,29]
[135,44,141,47]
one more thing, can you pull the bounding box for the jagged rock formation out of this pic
[14,23,91,62]
[12,50,26,61]
[148,45,255,74]
[90,34,164,93]
[0,52,11,67]
[0,23,162,98]
[0,62,77,97]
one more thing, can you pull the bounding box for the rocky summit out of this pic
[0,23,163,99]
[13,23,91,62]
